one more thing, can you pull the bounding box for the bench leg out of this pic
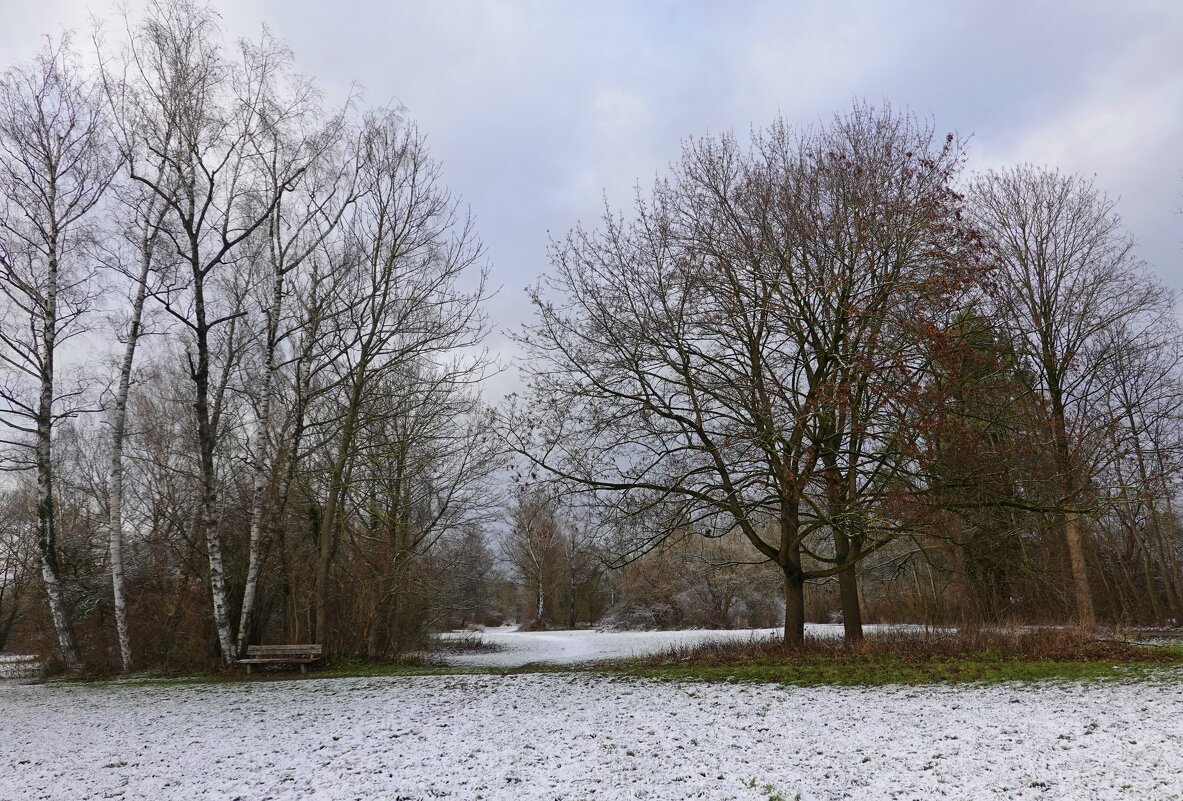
[300,663,306,674]
[246,664,252,675]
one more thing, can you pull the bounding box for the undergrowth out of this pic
[67,628,1183,687]
[608,627,1183,686]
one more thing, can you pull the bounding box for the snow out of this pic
[437,623,921,667]
[438,624,781,666]
[3,670,1181,800]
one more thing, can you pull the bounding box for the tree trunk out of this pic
[822,438,863,642]
[236,269,282,657]
[192,272,236,664]
[837,565,863,642]
[1063,509,1096,630]
[834,530,864,642]
[568,562,577,629]
[106,251,151,673]
[36,477,81,673]
[783,568,805,646]
[107,421,133,673]
[37,252,82,672]
[1050,403,1095,631]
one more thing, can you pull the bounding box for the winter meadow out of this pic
[2,2,1183,799]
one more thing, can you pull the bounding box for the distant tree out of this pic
[438,524,499,628]
[503,486,564,627]
[969,166,1173,630]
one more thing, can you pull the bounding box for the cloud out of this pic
[5,0,1182,399]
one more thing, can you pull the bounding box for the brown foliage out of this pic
[642,626,1169,665]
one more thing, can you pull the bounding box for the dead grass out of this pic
[428,632,507,656]
[649,627,1165,665]
[613,627,1182,686]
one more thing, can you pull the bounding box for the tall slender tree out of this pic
[310,111,489,647]
[970,166,1171,630]
[107,0,307,662]
[0,38,113,671]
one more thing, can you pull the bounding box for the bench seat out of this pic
[239,644,323,674]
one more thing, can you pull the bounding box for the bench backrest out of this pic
[245,644,323,658]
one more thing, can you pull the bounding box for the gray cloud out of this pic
[4,0,1181,397]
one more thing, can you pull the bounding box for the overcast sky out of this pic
[4,0,1182,395]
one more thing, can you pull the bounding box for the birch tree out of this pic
[232,33,359,658]
[92,67,173,671]
[0,39,113,671]
[94,175,166,673]
[503,486,563,627]
[107,0,305,663]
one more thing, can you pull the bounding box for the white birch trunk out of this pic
[37,447,81,673]
[235,268,282,656]
[106,250,151,673]
[37,250,82,672]
[204,495,236,662]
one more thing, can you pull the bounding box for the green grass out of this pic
[75,630,1183,688]
[599,628,1183,687]
[602,653,1180,686]
[114,656,570,687]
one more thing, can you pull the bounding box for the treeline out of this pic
[4,2,1182,672]
[0,0,499,671]
[504,106,1183,643]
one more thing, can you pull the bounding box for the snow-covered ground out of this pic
[437,623,923,666]
[438,624,780,666]
[2,671,1181,800]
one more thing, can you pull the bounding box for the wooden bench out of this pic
[238,644,323,674]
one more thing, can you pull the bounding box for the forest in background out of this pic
[1,0,1181,672]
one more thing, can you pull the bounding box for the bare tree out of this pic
[95,180,165,673]
[231,33,360,658]
[107,0,305,663]
[506,105,976,644]
[969,166,1171,630]
[503,485,564,627]
[0,38,113,671]
[308,111,490,646]
[336,362,501,655]
[1095,318,1183,622]
[92,57,175,671]
[0,0,498,670]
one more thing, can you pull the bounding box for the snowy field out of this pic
[439,624,781,666]
[2,671,1182,800]
[437,623,921,666]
